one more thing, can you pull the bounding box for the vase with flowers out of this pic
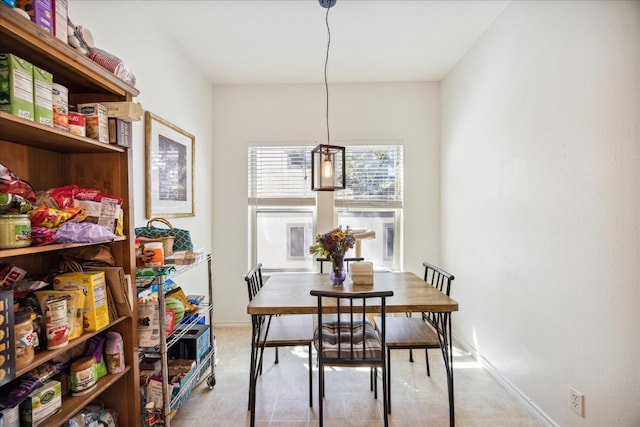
[309,226,356,286]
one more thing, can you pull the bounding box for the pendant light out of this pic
[311,0,346,191]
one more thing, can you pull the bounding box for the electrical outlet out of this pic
[569,386,584,417]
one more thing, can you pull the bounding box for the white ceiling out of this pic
[143,0,510,85]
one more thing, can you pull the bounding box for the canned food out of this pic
[0,214,31,249]
[68,111,86,137]
[52,83,69,130]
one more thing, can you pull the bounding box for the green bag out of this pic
[134,217,194,252]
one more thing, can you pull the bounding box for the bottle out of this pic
[105,331,125,374]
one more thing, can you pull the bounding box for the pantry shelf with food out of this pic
[0,2,141,425]
[136,253,215,426]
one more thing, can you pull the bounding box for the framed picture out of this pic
[145,111,195,218]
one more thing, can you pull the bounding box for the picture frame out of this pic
[145,111,195,218]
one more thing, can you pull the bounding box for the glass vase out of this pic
[329,254,346,286]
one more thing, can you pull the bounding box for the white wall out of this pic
[441,1,640,426]
[68,1,215,298]
[212,83,440,323]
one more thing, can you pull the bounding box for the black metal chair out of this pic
[373,261,454,414]
[311,289,393,427]
[316,256,365,273]
[245,263,314,410]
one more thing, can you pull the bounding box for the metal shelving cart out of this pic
[136,253,215,426]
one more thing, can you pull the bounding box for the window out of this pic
[336,144,403,270]
[248,145,316,271]
[288,224,309,258]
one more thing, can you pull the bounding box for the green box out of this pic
[32,66,53,126]
[19,379,62,426]
[0,53,34,121]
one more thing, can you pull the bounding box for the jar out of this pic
[70,355,98,396]
[143,242,164,268]
[14,310,35,370]
[0,214,31,249]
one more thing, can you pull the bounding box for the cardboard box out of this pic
[19,379,62,426]
[77,103,108,143]
[32,66,53,126]
[0,405,19,427]
[101,101,142,121]
[17,0,52,34]
[53,271,110,331]
[52,0,68,43]
[108,117,131,147]
[0,290,16,387]
[0,53,34,121]
[84,266,132,318]
[168,324,210,363]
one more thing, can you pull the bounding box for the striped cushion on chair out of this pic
[315,320,382,359]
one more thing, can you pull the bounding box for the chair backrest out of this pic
[244,262,264,302]
[316,257,365,273]
[422,262,455,329]
[311,289,393,364]
[423,261,455,296]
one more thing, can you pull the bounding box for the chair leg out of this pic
[409,348,414,362]
[387,347,392,414]
[382,363,389,427]
[373,367,378,399]
[318,364,324,427]
[425,348,431,376]
[274,346,279,364]
[308,342,313,407]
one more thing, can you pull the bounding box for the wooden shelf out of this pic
[0,236,126,260]
[0,112,126,154]
[16,317,128,377]
[46,366,132,426]
[0,3,139,98]
[0,3,141,425]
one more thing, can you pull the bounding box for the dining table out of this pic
[246,270,459,426]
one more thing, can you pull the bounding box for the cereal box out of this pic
[53,272,109,331]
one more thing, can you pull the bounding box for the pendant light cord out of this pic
[324,5,331,146]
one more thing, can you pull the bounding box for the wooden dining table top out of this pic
[246,271,459,316]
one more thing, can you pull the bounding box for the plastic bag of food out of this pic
[0,163,36,202]
[29,206,85,229]
[0,192,32,214]
[35,185,79,209]
[54,222,117,243]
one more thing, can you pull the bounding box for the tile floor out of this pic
[170,325,549,427]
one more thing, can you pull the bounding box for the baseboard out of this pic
[452,331,558,427]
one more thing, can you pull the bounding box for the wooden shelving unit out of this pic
[0,3,141,425]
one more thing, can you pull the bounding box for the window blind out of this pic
[248,145,316,206]
[335,144,404,208]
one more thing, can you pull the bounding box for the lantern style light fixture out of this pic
[311,143,346,191]
[311,0,346,191]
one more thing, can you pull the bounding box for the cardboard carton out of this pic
[0,53,34,121]
[53,271,110,331]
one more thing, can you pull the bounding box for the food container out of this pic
[70,355,97,396]
[43,295,68,350]
[143,242,164,268]
[14,310,34,370]
[0,214,31,249]
[52,83,68,130]
[68,111,85,137]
